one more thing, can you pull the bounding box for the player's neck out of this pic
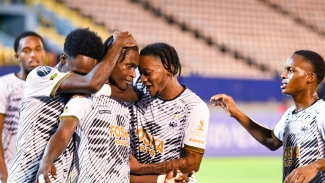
[158,81,184,101]
[293,92,319,112]
[15,70,28,81]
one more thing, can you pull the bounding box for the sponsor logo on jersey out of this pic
[110,125,130,146]
[136,127,165,157]
[99,110,112,114]
[189,138,205,144]
[283,146,300,167]
[198,120,204,131]
[37,66,52,77]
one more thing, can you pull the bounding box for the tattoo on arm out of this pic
[137,150,199,175]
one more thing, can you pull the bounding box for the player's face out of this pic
[139,55,170,98]
[109,48,139,91]
[15,36,45,73]
[281,54,313,96]
[61,54,98,75]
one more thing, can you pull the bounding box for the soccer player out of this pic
[126,43,210,183]
[37,36,140,182]
[7,28,137,182]
[0,31,45,183]
[210,50,325,183]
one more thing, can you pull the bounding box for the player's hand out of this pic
[210,94,238,117]
[112,31,138,48]
[164,170,193,183]
[36,157,57,183]
[129,155,142,175]
[283,164,318,183]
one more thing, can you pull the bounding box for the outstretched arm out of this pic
[210,94,282,150]
[58,31,138,94]
[36,117,78,183]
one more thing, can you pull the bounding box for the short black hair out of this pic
[64,28,103,62]
[294,50,325,85]
[102,35,138,62]
[14,31,44,53]
[140,42,181,76]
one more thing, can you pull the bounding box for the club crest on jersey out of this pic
[37,66,51,77]
[168,115,179,133]
[299,125,310,136]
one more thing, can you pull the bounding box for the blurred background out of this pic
[1,0,325,182]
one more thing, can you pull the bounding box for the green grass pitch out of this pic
[195,156,282,183]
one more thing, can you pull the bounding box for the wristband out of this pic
[38,174,46,183]
[157,174,166,183]
[94,84,111,97]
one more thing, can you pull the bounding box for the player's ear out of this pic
[60,52,67,65]
[306,73,316,84]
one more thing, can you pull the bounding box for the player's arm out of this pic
[130,156,190,183]
[131,147,202,177]
[57,31,138,94]
[0,114,7,183]
[36,96,89,183]
[110,85,141,103]
[210,94,282,150]
[36,117,78,183]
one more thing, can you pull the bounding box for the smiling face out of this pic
[139,55,171,98]
[109,48,140,91]
[15,36,45,73]
[281,54,315,96]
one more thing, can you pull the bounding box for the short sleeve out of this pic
[272,107,292,142]
[59,96,92,124]
[317,105,325,140]
[24,66,72,98]
[0,79,8,114]
[183,101,210,154]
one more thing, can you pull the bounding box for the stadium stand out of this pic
[263,0,325,37]
[133,0,325,77]
[60,0,274,79]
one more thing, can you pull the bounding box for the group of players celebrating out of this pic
[1,27,325,183]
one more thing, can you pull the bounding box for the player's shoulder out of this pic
[0,73,16,81]
[0,73,24,87]
[179,87,209,112]
[181,87,206,104]
[27,66,59,82]
[30,66,57,77]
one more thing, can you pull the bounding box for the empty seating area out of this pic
[63,0,273,79]
[142,0,325,76]
[266,0,325,35]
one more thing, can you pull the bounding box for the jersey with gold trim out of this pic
[8,66,73,183]
[273,99,325,182]
[0,73,24,170]
[129,84,209,183]
[60,95,131,183]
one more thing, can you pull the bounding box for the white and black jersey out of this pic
[129,82,210,183]
[273,99,325,182]
[8,66,73,183]
[0,73,25,169]
[60,92,131,183]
